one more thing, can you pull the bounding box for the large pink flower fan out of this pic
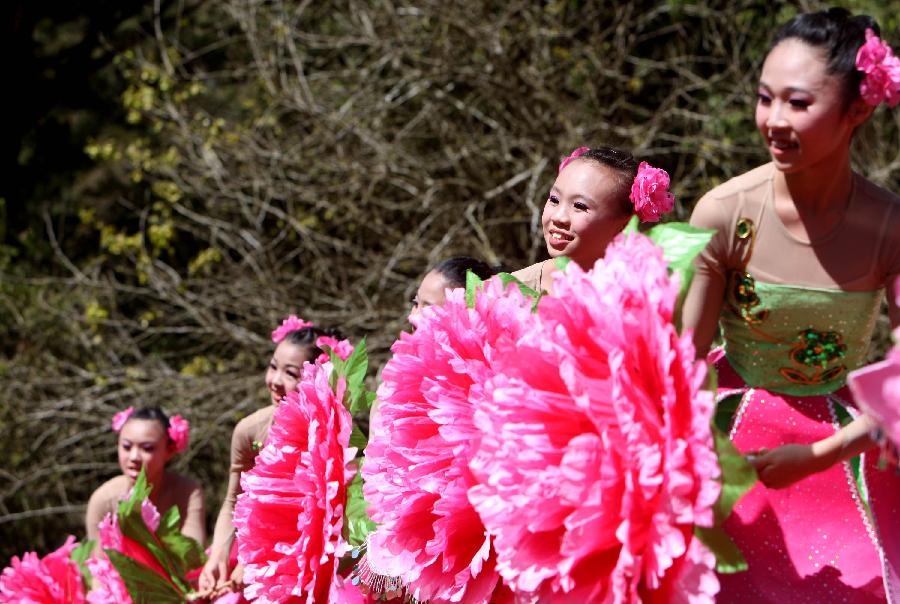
[362,278,534,603]
[85,556,132,604]
[469,233,721,603]
[0,536,86,603]
[234,361,357,603]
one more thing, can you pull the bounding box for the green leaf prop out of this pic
[155,505,206,578]
[711,425,757,522]
[115,471,190,593]
[553,256,571,272]
[694,526,749,574]
[104,549,183,604]
[647,222,715,327]
[70,539,95,592]
[695,425,758,573]
[349,423,368,451]
[623,214,640,234]
[496,272,542,312]
[329,338,372,415]
[465,269,484,309]
[107,468,206,597]
[344,469,377,548]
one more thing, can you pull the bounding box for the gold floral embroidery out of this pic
[778,328,847,385]
[726,218,769,324]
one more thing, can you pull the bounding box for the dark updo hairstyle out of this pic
[571,147,640,217]
[280,325,346,362]
[126,406,173,441]
[432,256,504,289]
[770,8,880,107]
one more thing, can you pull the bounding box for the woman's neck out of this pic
[776,150,853,212]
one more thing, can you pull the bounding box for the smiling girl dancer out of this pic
[684,8,900,601]
[512,146,674,292]
[198,318,345,595]
[85,406,204,544]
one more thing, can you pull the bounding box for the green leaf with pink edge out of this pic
[115,469,190,593]
[70,539,95,592]
[105,549,183,603]
[329,338,372,415]
[646,222,716,328]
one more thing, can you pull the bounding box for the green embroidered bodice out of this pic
[721,280,881,396]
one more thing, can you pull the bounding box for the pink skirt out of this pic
[713,352,900,603]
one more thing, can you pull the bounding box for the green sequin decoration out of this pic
[790,328,847,368]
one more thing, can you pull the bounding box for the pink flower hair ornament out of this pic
[630,161,675,223]
[166,415,190,453]
[315,335,354,364]
[111,407,190,453]
[271,314,314,343]
[558,146,590,173]
[558,148,675,223]
[111,407,134,432]
[856,28,900,107]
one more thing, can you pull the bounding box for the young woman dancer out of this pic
[198,318,345,595]
[85,406,204,544]
[683,8,900,601]
[410,256,500,317]
[512,145,674,292]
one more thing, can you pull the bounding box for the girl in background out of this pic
[513,145,674,292]
[198,318,345,596]
[85,406,204,544]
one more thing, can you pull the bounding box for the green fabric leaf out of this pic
[496,272,542,312]
[465,270,484,308]
[344,469,376,547]
[342,338,370,415]
[115,469,190,593]
[623,214,639,234]
[647,222,715,274]
[155,506,206,577]
[713,392,742,434]
[647,221,716,328]
[712,425,757,523]
[553,256,571,271]
[70,539,95,592]
[694,526,749,574]
[105,549,184,604]
[349,422,368,451]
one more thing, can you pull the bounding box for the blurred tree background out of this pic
[2,0,898,564]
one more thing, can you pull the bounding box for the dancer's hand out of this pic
[749,444,824,488]
[198,548,229,592]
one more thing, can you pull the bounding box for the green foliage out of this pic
[695,425,758,573]
[344,470,377,548]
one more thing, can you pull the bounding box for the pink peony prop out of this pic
[362,278,535,603]
[316,335,354,364]
[468,233,720,602]
[111,407,134,432]
[85,556,132,604]
[271,314,314,343]
[0,536,86,603]
[558,146,590,173]
[630,162,675,223]
[166,414,190,453]
[856,28,900,107]
[234,361,357,603]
